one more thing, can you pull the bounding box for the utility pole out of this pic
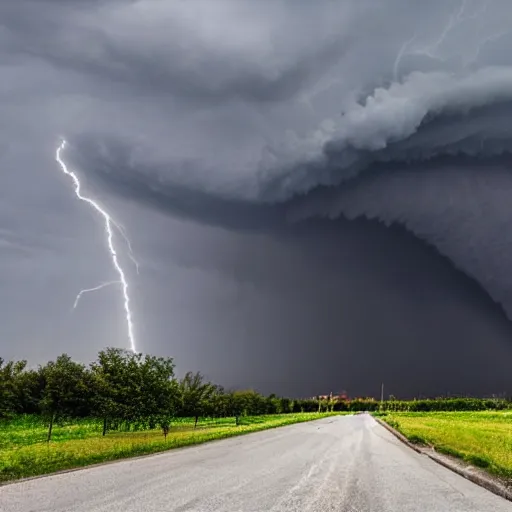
[380,383,384,404]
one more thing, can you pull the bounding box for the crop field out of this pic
[0,412,341,483]
[381,411,512,481]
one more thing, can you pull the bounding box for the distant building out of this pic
[313,391,349,401]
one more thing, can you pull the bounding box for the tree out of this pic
[229,390,263,420]
[202,385,228,418]
[39,354,89,441]
[90,348,178,434]
[90,348,141,434]
[279,397,292,414]
[265,394,279,414]
[132,353,178,429]
[0,359,45,419]
[228,391,245,425]
[15,366,44,415]
[178,372,215,428]
[0,358,24,418]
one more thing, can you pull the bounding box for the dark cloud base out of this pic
[262,220,512,398]
[133,214,512,399]
[63,140,512,398]
[252,219,512,398]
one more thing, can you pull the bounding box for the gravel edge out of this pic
[374,416,512,502]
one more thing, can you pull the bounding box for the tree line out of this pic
[379,397,511,412]
[0,348,344,439]
[2,348,510,440]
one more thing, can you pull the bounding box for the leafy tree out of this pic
[132,354,178,429]
[15,367,44,415]
[90,348,178,434]
[228,391,245,425]
[39,354,89,441]
[265,394,279,414]
[0,358,24,418]
[298,399,319,413]
[279,397,292,414]
[90,348,141,434]
[203,385,228,418]
[291,399,303,413]
[178,372,216,428]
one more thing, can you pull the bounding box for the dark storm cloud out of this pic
[60,0,512,322]
[2,0,512,396]
[134,215,512,398]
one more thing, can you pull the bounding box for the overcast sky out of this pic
[2,0,512,398]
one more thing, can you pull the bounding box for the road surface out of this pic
[1,414,509,511]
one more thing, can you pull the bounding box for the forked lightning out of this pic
[55,140,137,353]
[72,280,121,310]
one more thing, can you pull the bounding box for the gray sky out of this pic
[1,0,512,397]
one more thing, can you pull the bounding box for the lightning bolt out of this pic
[73,281,121,310]
[55,139,138,353]
[393,0,499,81]
[393,33,418,82]
[115,222,140,275]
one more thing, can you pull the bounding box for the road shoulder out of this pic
[374,416,512,503]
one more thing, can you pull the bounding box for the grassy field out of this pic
[0,413,341,483]
[380,411,512,481]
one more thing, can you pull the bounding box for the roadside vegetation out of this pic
[379,411,512,482]
[1,348,511,483]
[0,413,339,482]
[0,348,349,482]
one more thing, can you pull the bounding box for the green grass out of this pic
[0,413,342,482]
[380,411,512,481]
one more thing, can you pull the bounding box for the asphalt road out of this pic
[1,415,510,512]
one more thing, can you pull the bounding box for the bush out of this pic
[379,398,510,413]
